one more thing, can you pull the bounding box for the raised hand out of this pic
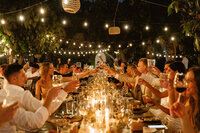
[0,102,19,126]
[46,86,62,101]
[170,102,186,118]
[150,66,161,77]
[63,81,80,93]
[142,96,154,104]
[138,78,148,86]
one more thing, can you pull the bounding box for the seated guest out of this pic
[0,102,18,128]
[36,62,54,101]
[25,63,40,79]
[171,67,200,133]
[0,63,79,132]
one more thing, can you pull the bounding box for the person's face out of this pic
[15,69,27,87]
[164,64,170,73]
[126,66,132,74]
[48,64,54,75]
[166,67,177,81]
[32,67,38,73]
[185,71,198,97]
[137,61,147,73]
[121,63,126,68]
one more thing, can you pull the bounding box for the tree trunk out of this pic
[8,53,13,64]
[18,55,25,65]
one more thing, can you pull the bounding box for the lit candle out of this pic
[105,108,109,130]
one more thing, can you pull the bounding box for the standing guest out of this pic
[171,67,200,133]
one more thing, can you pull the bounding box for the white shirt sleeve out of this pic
[49,90,68,115]
[20,91,42,112]
[10,106,49,131]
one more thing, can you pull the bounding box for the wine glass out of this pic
[174,73,187,102]
[52,75,63,102]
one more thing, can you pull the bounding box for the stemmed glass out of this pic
[52,75,63,102]
[174,73,187,102]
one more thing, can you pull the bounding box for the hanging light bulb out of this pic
[1,19,5,25]
[19,15,25,21]
[40,8,45,14]
[41,18,45,22]
[62,20,67,25]
[62,0,80,14]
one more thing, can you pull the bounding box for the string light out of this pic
[73,42,76,45]
[164,27,168,31]
[124,24,129,30]
[83,21,88,27]
[0,19,5,25]
[41,18,45,22]
[40,8,45,14]
[118,44,121,48]
[66,41,69,44]
[171,36,175,41]
[89,44,92,48]
[69,52,71,54]
[73,52,75,55]
[80,43,84,46]
[108,45,111,48]
[105,23,109,28]
[156,39,160,43]
[145,25,149,31]
[98,45,101,48]
[53,37,55,40]
[129,43,133,47]
[142,42,145,46]
[64,51,66,54]
[54,51,56,53]
[62,20,67,25]
[19,15,25,21]
[60,39,62,42]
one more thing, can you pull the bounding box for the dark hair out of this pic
[188,67,200,131]
[165,60,174,65]
[30,63,39,69]
[139,58,147,66]
[169,61,186,73]
[0,64,8,71]
[4,64,23,82]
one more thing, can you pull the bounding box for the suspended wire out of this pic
[113,0,120,26]
[0,0,48,15]
[141,0,168,8]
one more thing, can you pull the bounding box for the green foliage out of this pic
[0,5,65,56]
[168,0,200,38]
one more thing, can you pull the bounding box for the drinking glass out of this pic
[159,73,169,92]
[52,75,63,102]
[174,73,187,102]
[147,59,156,71]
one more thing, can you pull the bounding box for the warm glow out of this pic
[19,15,25,21]
[40,8,45,14]
[171,36,175,41]
[89,44,92,47]
[62,20,67,25]
[156,39,160,43]
[129,43,133,47]
[1,19,5,25]
[118,44,121,48]
[73,42,76,45]
[60,39,62,42]
[84,22,88,27]
[142,42,145,45]
[69,52,71,54]
[66,41,69,44]
[124,24,129,30]
[98,45,101,48]
[105,23,109,28]
[145,25,149,30]
[80,43,84,46]
[164,27,168,31]
[64,0,69,4]
[41,18,45,22]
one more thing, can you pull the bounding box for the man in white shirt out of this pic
[0,64,79,132]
